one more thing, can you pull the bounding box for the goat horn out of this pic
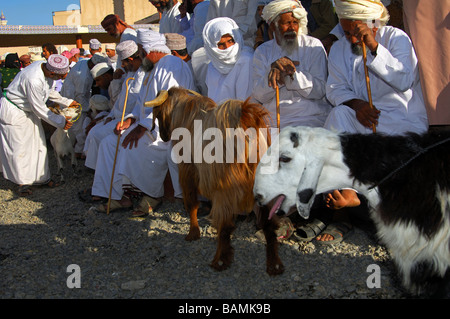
[186,89,202,97]
[144,90,169,108]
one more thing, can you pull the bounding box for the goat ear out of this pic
[144,90,169,108]
[295,158,324,219]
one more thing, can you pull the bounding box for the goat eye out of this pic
[279,155,291,163]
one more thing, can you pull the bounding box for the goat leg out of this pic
[210,220,235,271]
[259,205,284,276]
[180,165,201,241]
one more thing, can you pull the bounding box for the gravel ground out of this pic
[0,144,411,300]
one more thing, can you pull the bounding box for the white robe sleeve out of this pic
[26,80,66,128]
[366,29,418,92]
[48,89,74,108]
[284,44,328,100]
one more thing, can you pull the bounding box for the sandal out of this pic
[131,195,162,217]
[292,218,327,242]
[78,188,107,203]
[315,222,353,245]
[276,217,295,241]
[43,179,61,189]
[95,199,132,213]
[18,185,33,197]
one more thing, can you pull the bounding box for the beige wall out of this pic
[80,0,114,25]
[80,0,157,25]
[1,0,158,58]
[53,10,82,26]
[123,0,158,24]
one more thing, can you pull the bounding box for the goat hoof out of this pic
[210,259,231,272]
[267,261,285,276]
[185,228,201,241]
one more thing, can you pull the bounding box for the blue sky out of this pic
[1,1,80,26]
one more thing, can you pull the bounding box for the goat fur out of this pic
[253,126,450,297]
[147,87,284,274]
[49,105,78,182]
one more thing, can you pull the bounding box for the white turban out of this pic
[261,0,308,35]
[202,17,243,75]
[116,40,138,61]
[89,94,110,117]
[89,94,110,111]
[90,53,108,65]
[137,29,171,55]
[334,0,390,26]
[90,62,112,79]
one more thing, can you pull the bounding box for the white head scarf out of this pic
[137,29,171,55]
[334,0,390,26]
[261,0,308,35]
[202,17,244,75]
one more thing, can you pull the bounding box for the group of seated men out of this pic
[0,0,430,244]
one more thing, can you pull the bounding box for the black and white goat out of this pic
[49,106,79,182]
[253,126,450,297]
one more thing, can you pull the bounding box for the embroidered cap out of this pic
[47,54,70,74]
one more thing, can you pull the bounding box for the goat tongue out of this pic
[268,195,286,220]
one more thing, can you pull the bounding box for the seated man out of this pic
[202,17,254,104]
[91,29,195,217]
[316,0,429,244]
[83,41,145,170]
[324,0,428,135]
[59,53,108,157]
[252,0,331,130]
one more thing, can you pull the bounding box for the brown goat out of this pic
[145,87,284,274]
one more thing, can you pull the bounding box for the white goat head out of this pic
[253,126,355,220]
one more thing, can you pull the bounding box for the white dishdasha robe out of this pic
[0,61,72,185]
[84,68,145,169]
[252,35,331,129]
[91,55,195,200]
[324,26,428,135]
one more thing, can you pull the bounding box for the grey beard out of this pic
[142,58,154,72]
[276,30,299,55]
[352,43,363,56]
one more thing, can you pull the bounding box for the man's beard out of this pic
[160,0,174,12]
[142,57,154,72]
[276,29,299,55]
[351,43,363,56]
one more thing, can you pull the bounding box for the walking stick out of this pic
[361,42,376,133]
[107,77,134,214]
[276,85,280,131]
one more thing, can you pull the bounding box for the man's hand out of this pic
[346,99,380,128]
[350,21,378,52]
[113,69,125,80]
[114,118,134,135]
[69,101,80,108]
[64,116,73,130]
[122,125,147,149]
[268,56,299,88]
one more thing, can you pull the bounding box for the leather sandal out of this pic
[293,218,327,242]
[131,195,162,217]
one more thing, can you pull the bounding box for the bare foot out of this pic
[325,189,360,210]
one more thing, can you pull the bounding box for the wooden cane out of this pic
[361,42,376,133]
[276,85,280,131]
[107,77,135,214]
